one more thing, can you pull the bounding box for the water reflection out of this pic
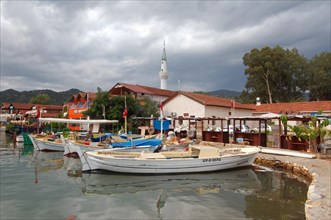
[82,169,260,196]
[60,157,307,219]
[63,157,263,218]
[1,132,307,220]
[32,151,64,171]
[244,169,308,219]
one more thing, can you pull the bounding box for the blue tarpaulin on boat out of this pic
[111,138,162,148]
[91,133,117,142]
[153,120,170,131]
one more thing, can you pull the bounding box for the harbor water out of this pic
[0,133,308,219]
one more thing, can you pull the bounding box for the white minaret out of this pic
[159,41,169,90]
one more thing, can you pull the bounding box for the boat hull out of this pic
[65,141,108,156]
[65,140,156,157]
[80,148,259,174]
[32,136,64,152]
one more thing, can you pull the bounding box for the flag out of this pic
[122,107,127,118]
[160,102,163,111]
[36,107,41,118]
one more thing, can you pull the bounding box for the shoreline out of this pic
[255,153,331,220]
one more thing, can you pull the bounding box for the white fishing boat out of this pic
[64,137,157,157]
[74,144,260,174]
[28,134,64,152]
[61,134,158,157]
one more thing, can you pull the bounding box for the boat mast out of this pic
[160,103,163,141]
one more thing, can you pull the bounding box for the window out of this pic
[70,103,77,109]
[76,102,84,108]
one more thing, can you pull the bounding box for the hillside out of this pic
[1,88,242,105]
[0,88,82,105]
[208,89,241,99]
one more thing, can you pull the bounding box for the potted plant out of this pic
[281,113,330,153]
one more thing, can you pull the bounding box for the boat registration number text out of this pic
[202,158,221,162]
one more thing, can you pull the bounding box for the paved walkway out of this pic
[256,153,331,220]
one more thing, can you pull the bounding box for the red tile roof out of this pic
[69,92,96,102]
[164,91,254,110]
[1,103,63,116]
[87,92,97,100]
[1,102,34,110]
[248,101,331,114]
[35,104,63,110]
[109,82,176,97]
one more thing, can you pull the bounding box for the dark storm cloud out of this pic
[1,1,330,93]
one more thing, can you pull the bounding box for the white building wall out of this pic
[163,94,254,119]
[163,94,257,132]
[205,106,252,118]
[163,94,205,118]
[205,106,230,118]
[205,106,253,129]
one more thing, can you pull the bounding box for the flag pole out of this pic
[124,96,127,135]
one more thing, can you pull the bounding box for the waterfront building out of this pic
[65,92,96,130]
[162,91,253,119]
[0,102,63,119]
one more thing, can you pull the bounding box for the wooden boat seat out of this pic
[191,146,221,158]
[139,152,166,159]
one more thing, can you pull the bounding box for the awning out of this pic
[38,118,118,124]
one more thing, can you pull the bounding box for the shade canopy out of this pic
[38,118,118,124]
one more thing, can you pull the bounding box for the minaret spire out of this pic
[159,40,169,90]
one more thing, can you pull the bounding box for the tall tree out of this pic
[83,88,159,132]
[241,46,308,104]
[84,87,112,119]
[308,52,331,101]
[29,93,51,104]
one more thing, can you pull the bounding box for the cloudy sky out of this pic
[1,1,330,93]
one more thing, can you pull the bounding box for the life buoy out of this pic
[148,127,155,134]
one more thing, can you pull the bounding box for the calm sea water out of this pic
[0,132,308,220]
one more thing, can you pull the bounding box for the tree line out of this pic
[240,46,330,104]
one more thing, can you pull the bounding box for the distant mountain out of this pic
[208,89,241,99]
[0,88,82,105]
[1,87,242,105]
